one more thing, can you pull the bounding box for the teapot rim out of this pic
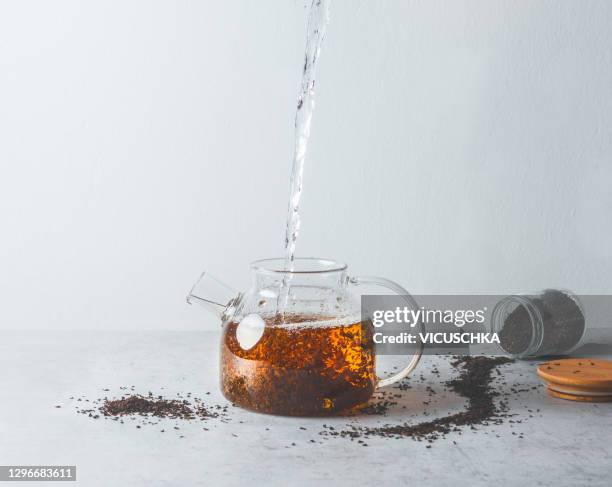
[250,257,347,275]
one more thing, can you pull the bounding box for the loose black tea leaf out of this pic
[326,356,515,443]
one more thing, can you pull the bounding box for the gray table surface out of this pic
[1,330,611,487]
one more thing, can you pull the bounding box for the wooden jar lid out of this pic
[537,358,612,402]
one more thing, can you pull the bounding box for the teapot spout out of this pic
[187,270,241,320]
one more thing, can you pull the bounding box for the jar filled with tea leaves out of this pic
[491,289,585,359]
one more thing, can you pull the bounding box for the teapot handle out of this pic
[349,275,424,388]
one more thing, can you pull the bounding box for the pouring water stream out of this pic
[278,0,332,313]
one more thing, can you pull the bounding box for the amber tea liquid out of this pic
[221,315,376,416]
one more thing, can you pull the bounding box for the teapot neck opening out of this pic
[250,257,347,276]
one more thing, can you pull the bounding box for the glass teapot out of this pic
[187,257,422,416]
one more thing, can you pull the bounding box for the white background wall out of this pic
[1,0,610,330]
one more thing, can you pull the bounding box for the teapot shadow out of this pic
[346,381,466,420]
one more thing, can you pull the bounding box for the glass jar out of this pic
[491,289,586,359]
